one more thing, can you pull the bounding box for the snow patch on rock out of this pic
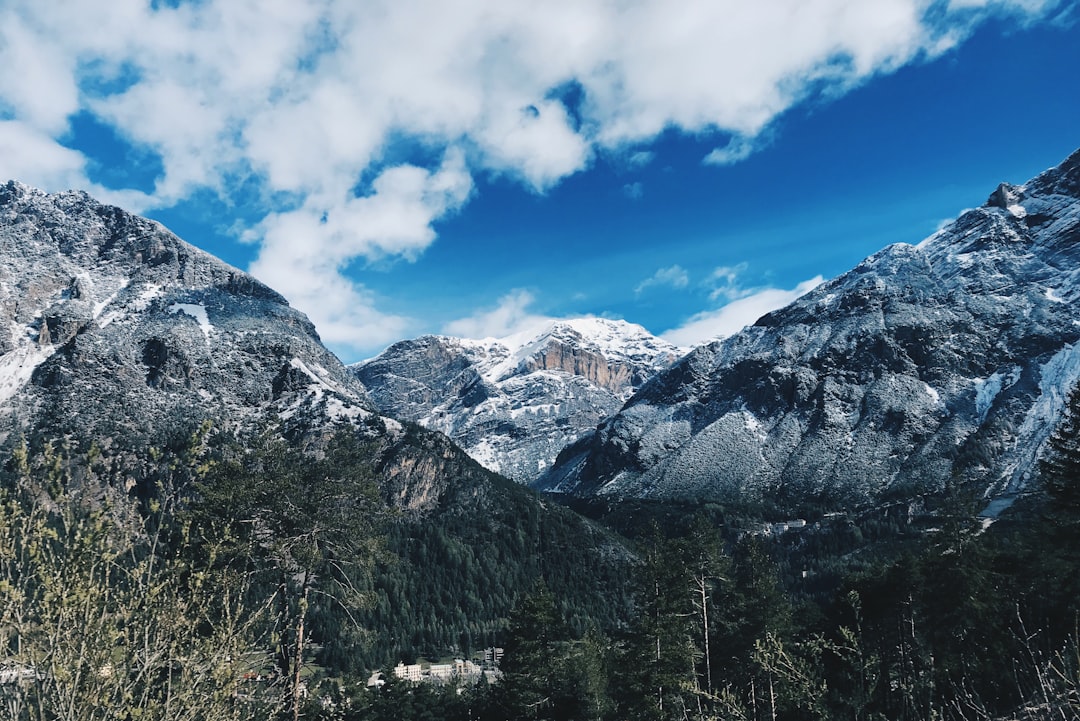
[973,369,1018,423]
[169,303,213,340]
[999,342,1080,492]
[0,345,53,405]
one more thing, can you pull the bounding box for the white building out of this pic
[393,662,423,682]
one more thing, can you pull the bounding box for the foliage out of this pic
[7,407,1080,721]
[192,428,388,720]
[351,441,635,670]
[0,436,279,721]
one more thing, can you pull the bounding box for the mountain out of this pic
[0,180,633,666]
[537,148,1080,508]
[0,180,382,448]
[352,317,680,483]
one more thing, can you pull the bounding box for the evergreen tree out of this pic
[1041,381,1080,520]
[683,516,731,704]
[194,428,388,721]
[495,581,585,721]
[616,531,699,721]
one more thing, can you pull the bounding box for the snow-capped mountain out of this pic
[537,148,1080,507]
[0,180,606,521]
[352,318,681,483]
[0,180,384,448]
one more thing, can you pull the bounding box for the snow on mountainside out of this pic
[538,148,1080,506]
[0,180,383,447]
[352,318,681,483]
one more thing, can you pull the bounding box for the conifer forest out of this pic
[0,384,1078,720]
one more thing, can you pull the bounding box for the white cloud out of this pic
[707,263,752,301]
[704,136,758,166]
[442,290,552,340]
[662,276,824,347]
[249,149,472,355]
[636,265,690,295]
[0,121,87,191]
[0,18,79,134]
[0,0,1062,353]
[624,182,644,200]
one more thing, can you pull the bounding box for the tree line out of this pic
[343,382,1080,721]
[2,381,1080,720]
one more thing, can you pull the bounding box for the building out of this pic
[393,662,423,683]
[428,664,454,681]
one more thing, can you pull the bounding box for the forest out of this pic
[1,383,1079,721]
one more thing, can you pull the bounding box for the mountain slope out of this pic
[0,180,634,669]
[0,180,382,447]
[353,318,680,483]
[538,148,1080,507]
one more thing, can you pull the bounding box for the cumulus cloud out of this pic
[662,276,824,347]
[442,290,553,340]
[249,149,473,350]
[0,121,87,191]
[0,0,1063,354]
[636,265,691,295]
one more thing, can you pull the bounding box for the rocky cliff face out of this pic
[0,180,385,450]
[537,149,1080,507]
[353,318,680,483]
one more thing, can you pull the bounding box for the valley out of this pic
[1,149,1080,720]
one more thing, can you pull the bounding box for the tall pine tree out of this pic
[1041,380,1080,519]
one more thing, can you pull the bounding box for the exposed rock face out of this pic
[0,180,383,449]
[538,148,1080,507]
[353,318,680,483]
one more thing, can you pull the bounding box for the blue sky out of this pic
[1,1,1078,362]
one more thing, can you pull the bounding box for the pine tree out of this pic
[496,581,572,721]
[683,516,731,703]
[194,428,388,721]
[616,530,699,721]
[1041,381,1080,519]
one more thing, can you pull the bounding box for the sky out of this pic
[0,0,1078,363]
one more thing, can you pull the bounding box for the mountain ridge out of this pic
[352,317,680,483]
[536,148,1080,507]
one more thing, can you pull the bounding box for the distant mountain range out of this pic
[352,318,680,483]
[358,149,1080,513]
[5,147,1079,518]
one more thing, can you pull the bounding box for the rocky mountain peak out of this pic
[353,317,681,483]
[0,181,377,447]
[538,148,1080,508]
[987,181,1024,211]
[495,317,681,396]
